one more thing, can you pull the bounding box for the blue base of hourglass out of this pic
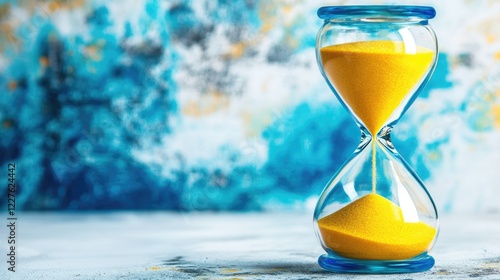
[318,253,435,274]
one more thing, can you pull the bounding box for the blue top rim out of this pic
[318,5,436,20]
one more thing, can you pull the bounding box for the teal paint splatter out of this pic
[145,0,159,19]
[262,102,358,198]
[419,53,454,98]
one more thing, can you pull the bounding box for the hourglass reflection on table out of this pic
[313,6,439,273]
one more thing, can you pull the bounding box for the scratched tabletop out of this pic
[2,212,500,279]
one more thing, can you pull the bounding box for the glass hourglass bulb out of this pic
[312,6,439,274]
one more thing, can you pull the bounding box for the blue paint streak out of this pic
[262,102,358,199]
[0,1,179,210]
[419,53,453,98]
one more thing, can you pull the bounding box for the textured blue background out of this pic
[0,0,499,212]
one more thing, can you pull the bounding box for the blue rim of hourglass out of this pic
[318,253,435,274]
[318,5,436,20]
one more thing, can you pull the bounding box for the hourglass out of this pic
[313,6,439,273]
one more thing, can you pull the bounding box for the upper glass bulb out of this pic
[316,5,438,136]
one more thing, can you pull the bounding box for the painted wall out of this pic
[0,0,499,212]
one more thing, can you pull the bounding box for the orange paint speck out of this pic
[2,119,13,128]
[39,56,49,67]
[492,104,500,129]
[8,81,17,91]
[226,42,246,59]
[183,92,230,117]
[494,52,500,60]
[48,1,61,12]
[84,45,103,61]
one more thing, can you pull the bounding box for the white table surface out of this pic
[2,212,500,279]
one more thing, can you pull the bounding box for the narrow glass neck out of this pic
[357,126,396,153]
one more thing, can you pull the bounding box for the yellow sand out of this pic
[371,141,376,192]
[320,41,434,135]
[318,193,436,260]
